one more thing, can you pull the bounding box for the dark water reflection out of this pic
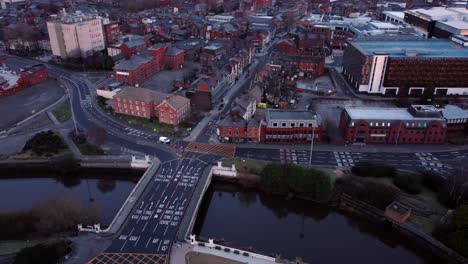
[0,174,137,225]
[194,182,442,264]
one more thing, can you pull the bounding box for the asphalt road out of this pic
[236,147,468,176]
[106,157,206,254]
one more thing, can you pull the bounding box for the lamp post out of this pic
[308,117,316,168]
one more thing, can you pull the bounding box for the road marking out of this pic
[145,237,152,248]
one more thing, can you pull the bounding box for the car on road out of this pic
[158,136,171,144]
[218,104,224,110]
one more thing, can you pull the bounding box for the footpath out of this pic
[235,142,468,153]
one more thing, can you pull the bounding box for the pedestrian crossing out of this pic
[334,151,361,168]
[185,142,236,157]
[279,149,310,165]
[88,253,166,264]
[415,152,451,175]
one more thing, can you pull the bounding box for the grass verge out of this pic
[52,102,72,123]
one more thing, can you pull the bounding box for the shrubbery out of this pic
[393,173,422,194]
[351,162,397,178]
[23,131,67,156]
[433,204,468,258]
[336,176,399,210]
[15,240,72,264]
[0,197,99,240]
[260,163,333,200]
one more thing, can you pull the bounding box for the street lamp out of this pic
[308,116,316,168]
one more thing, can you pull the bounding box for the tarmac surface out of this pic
[0,79,64,131]
[89,153,218,264]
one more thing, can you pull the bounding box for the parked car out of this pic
[158,136,171,144]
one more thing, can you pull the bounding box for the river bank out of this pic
[0,155,145,177]
[204,169,467,264]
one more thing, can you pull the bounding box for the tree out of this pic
[15,240,72,264]
[393,173,422,194]
[23,131,67,156]
[32,197,99,236]
[87,126,108,146]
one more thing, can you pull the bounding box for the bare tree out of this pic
[32,197,100,236]
[87,126,108,146]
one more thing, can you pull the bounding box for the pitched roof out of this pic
[115,86,189,111]
[161,94,190,110]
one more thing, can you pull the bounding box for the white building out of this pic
[47,9,105,59]
[0,0,24,9]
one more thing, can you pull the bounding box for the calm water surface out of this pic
[0,175,137,225]
[194,182,442,264]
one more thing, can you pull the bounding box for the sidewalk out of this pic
[184,59,262,142]
[235,142,468,153]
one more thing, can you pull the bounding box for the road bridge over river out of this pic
[88,152,217,264]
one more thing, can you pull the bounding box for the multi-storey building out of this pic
[47,10,105,59]
[264,109,322,144]
[113,51,161,86]
[113,86,190,126]
[187,69,229,110]
[342,38,468,96]
[404,7,468,38]
[339,105,447,144]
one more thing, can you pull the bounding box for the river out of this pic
[194,181,442,264]
[0,174,138,226]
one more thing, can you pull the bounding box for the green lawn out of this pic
[118,114,181,136]
[222,158,269,174]
[52,102,72,123]
[74,141,105,156]
[0,240,42,255]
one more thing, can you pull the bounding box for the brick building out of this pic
[0,56,48,96]
[278,55,325,76]
[113,52,160,86]
[164,47,185,70]
[217,116,264,143]
[342,38,468,96]
[187,69,229,110]
[439,105,468,139]
[339,105,447,144]
[264,109,322,144]
[108,35,151,59]
[113,86,190,126]
[103,22,121,45]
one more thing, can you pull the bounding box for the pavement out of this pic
[0,79,65,131]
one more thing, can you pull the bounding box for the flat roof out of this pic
[349,39,468,58]
[368,21,400,30]
[440,105,468,120]
[438,20,468,30]
[345,106,445,121]
[266,109,319,120]
[382,11,405,19]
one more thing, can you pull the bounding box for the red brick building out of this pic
[279,55,325,76]
[340,105,447,144]
[103,22,121,45]
[217,116,264,143]
[113,86,190,126]
[0,62,48,97]
[164,47,185,70]
[113,52,160,86]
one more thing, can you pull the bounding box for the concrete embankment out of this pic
[0,155,145,175]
